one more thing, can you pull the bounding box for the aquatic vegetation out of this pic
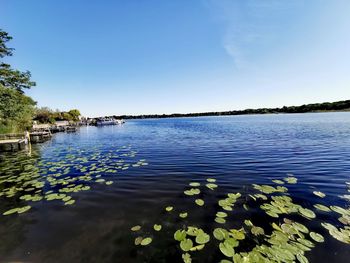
[179,212,188,218]
[140,237,152,246]
[174,226,210,254]
[153,224,162,231]
[260,195,301,218]
[206,183,218,190]
[252,184,287,194]
[184,188,200,196]
[321,223,350,244]
[3,205,31,215]
[131,225,141,231]
[313,191,326,198]
[309,232,324,242]
[130,175,350,262]
[313,204,331,212]
[0,144,148,216]
[165,206,174,212]
[195,199,204,206]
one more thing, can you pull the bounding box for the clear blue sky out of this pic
[2,0,349,117]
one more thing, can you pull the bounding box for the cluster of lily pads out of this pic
[131,175,350,262]
[0,144,148,216]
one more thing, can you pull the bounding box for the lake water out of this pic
[0,112,349,262]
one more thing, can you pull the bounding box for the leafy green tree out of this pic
[68,109,81,121]
[0,84,36,133]
[0,29,36,93]
[0,29,36,133]
[34,107,55,124]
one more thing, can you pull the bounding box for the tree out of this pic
[0,29,37,133]
[0,84,36,133]
[0,29,36,93]
[68,109,81,121]
[34,107,55,124]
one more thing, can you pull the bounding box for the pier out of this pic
[0,134,27,152]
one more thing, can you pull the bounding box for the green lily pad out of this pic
[299,207,316,219]
[215,217,226,224]
[184,188,201,196]
[17,205,31,214]
[313,204,331,212]
[213,228,227,241]
[296,254,309,263]
[153,224,162,231]
[190,244,205,251]
[310,232,324,242]
[189,182,200,187]
[140,237,152,246]
[206,183,218,190]
[131,225,141,231]
[219,242,235,257]
[134,236,143,245]
[179,212,188,218]
[230,229,245,240]
[182,253,192,263]
[313,191,326,198]
[216,211,228,218]
[207,178,216,183]
[165,206,173,212]
[186,226,200,236]
[251,226,265,236]
[64,199,75,205]
[174,230,187,241]
[3,208,19,216]
[195,232,210,244]
[180,238,193,252]
[272,179,285,184]
[195,199,204,206]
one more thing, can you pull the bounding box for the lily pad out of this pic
[296,254,309,263]
[140,237,152,246]
[182,253,192,263]
[216,211,228,218]
[134,236,143,245]
[206,183,218,190]
[179,212,188,218]
[131,225,141,231]
[310,232,324,243]
[174,230,187,241]
[299,207,316,219]
[180,238,193,252]
[213,228,227,241]
[313,204,331,212]
[215,217,226,224]
[165,206,173,212]
[153,224,162,231]
[219,242,235,257]
[313,191,326,198]
[195,199,204,206]
[195,232,210,244]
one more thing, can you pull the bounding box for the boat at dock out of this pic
[96,118,125,126]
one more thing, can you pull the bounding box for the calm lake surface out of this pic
[0,112,350,262]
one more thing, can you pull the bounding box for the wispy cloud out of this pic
[205,0,303,68]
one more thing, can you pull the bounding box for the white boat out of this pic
[96,118,125,126]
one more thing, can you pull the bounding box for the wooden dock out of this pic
[30,131,52,143]
[0,134,27,152]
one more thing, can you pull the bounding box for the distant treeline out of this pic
[111,100,350,120]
